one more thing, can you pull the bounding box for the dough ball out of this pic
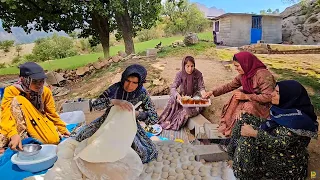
[182,164,188,170]
[148,161,155,167]
[202,176,209,180]
[192,169,199,175]
[162,166,170,172]
[170,163,177,168]
[164,149,170,154]
[151,173,160,179]
[187,165,195,171]
[176,148,183,152]
[163,155,169,159]
[168,176,175,180]
[168,170,176,176]
[175,167,183,174]
[167,156,173,161]
[186,173,193,180]
[194,175,202,180]
[177,173,185,180]
[163,160,170,165]
[157,157,163,162]
[155,162,162,167]
[170,148,176,152]
[154,167,162,174]
[169,144,175,148]
[183,170,191,175]
[189,155,195,161]
[170,159,178,164]
[145,167,153,173]
[161,146,167,151]
[180,156,187,162]
[199,166,206,172]
[173,154,179,159]
[161,172,169,178]
[182,144,188,148]
[211,171,219,177]
[187,148,193,153]
[200,171,207,177]
[191,161,198,166]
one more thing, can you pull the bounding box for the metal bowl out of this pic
[18,144,42,157]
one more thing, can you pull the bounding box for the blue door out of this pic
[251,16,262,44]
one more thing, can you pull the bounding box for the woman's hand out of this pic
[62,131,71,138]
[234,91,249,100]
[176,94,182,101]
[241,123,258,138]
[8,134,23,151]
[203,91,213,99]
[111,99,133,111]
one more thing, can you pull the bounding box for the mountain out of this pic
[194,2,225,17]
[0,20,68,44]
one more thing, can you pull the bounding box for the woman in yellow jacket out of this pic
[0,62,69,152]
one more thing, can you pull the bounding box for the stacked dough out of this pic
[139,141,236,180]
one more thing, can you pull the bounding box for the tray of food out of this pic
[179,96,211,107]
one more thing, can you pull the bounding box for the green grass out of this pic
[0,32,213,75]
[158,41,215,58]
[273,68,320,114]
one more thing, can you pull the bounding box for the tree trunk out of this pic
[92,13,110,58]
[115,9,135,55]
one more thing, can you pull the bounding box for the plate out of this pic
[142,124,162,136]
[179,99,211,107]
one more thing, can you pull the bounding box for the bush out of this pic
[32,34,77,61]
[0,63,6,69]
[0,40,15,52]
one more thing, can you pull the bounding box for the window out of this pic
[215,21,220,32]
[252,16,262,29]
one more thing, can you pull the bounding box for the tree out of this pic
[15,45,22,56]
[260,10,267,15]
[111,0,161,54]
[0,0,161,58]
[162,0,209,35]
[267,8,272,13]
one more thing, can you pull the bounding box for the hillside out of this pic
[0,20,67,44]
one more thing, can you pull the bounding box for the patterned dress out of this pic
[228,113,310,180]
[158,71,205,130]
[212,69,275,137]
[74,84,159,164]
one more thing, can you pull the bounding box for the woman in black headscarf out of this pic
[227,80,318,179]
[73,64,158,164]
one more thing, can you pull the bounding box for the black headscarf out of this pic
[114,64,147,100]
[260,80,318,137]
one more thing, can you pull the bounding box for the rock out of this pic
[108,59,113,63]
[89,65,95,71]
[146,48,158,57]
[112,56,122,63]
[281,1,320,44]
[184,33,199,46]
[93,62,103,70]
[118,51,127,58]
[46,71,66,86]
[76,67,90,76]
[152,79,164,86]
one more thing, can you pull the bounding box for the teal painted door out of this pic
[251,16,262,44]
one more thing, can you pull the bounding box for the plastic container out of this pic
[11,145,57,173]
[59,110,85,125]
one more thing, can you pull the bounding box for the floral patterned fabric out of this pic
[228,113,310,180]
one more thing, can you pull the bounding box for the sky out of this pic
[189,0,295,14]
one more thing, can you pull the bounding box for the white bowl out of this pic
[11,145,57,173]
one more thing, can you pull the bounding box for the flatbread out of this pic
[74,106,137,163]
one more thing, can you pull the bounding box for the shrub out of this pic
[32,34,77,61]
